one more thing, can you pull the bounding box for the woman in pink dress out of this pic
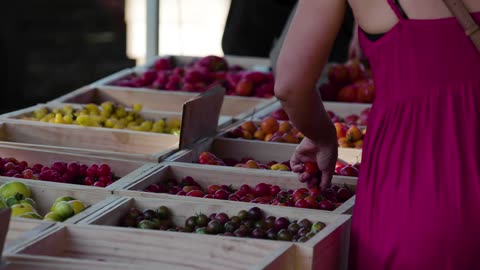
[274,0,480,269]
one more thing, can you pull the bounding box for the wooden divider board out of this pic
[0,120,179,162]
[3,219,54,254]
[0,208,10,257]
[78,196,350,270]
[49,85,273,121]
[140,55,272,71]
[0,144,157,191]
[0,178,115,225]
[115,162,356,215]
[169,137,362,166]
[6,223,295,270]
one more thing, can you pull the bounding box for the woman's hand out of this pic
[291,136,338,190]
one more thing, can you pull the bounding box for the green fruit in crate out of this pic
[11,203,38,217]
[68,200,86,215]
[0,198,7,209]
[18,212,42,220]
[43,212,64,222]
[50,196,76,211]
[5,194,36,208]
[0,181,32,199]
[155,206,171,220]
[52,201,74,219]
[138,220,157,230]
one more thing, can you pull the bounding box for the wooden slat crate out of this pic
[49,85,272,121]
[78,196,351,270]
[4,223,295,270]
[3,219,54,253]
[0,120,178,162]
[115,162,356,215]
[0,177,115,224]
[168,137,362,168]
[0,144,156,190]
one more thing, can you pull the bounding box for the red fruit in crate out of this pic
[153,57,172,71]
[214,189,230,200]
[176,191,187,196]
[83,177,94,186]
[328,64,350,86]
[97,164,112,177]
[356,80,375,103]
[207,184,221,195]
[235,79,254,96]
[228,194,240,201]
[234,190,246,198]
[331,185,340,192]
[304,162,318,174]
[304,195,318,208]
[182,186,200,193]
[141,70,157,85]
[292,190,306,202]
[66,162,80,177]
[338,85,358,102]
[344,114,360,125]
[32,164,43,173]
[93,181,106,188]
[269,185,281,197]
[339,166,359,177]
[244,71,267,85]
[14,165,23,174]
[86,164,98,177]
[13,174,23,179]
[173,67,185,76]
[359,108,370,125]
[270,108,289,121]
[295,199,310,209]
[195,55,228,72]
[308,187,321,198]
[239,184,252,194]
[346,60,367,82]
[353,163,361,171]
[51,162,66,174]
[254,183,269,197]
[240,196,252,202]
[184,70,205,84]
[318,199,335,211]
[169,186,182,194]
[22,169,34,179]
[318,83,338,101]
[254,82,274,98]
[337,187,352,202]
[323,188,338,201]
[98,176,112,184]
[203,194,214,199]
[334,123,348,139]
[181,176,198,187]
[146,184,161,193]
[186,190,204,197]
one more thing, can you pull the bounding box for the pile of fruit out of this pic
[196,152,360,177]
[225,118,303,144]
[111,55,275,98]
[0,181,87,221]
[319,61,375,103]
[334,123,365,149]
[120,205,326,242]
[267,107,371,126]
[0,157,118,187]
[143,175,354,210]
[23,103,181,135]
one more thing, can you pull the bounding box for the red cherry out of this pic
[207,184,221,195]
[294,199,310,209]
[146,184,161,193]
[253,183,269,197]
[318,199,335,211]
[93,181,106,188]
[228,194,240,201]
[83,177,94,186]
[186,190,204,197]
[176,191,187,196]
[339,166,359,177]
[269,185,281,196]
[97,164,112,177]
[337,187,353,202]
[214,189,230,200]
[239,184,252,194]
[304,162,318,174]
[203,194,214,199]
[98,175,112,184]
[308,187,321,198]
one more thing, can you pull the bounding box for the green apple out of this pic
[18,212,42,220]
[0,181,32,199]
[11,203,37,217]
[50,196,76,212]
[20,198,38,209]
[43,212,64,222]
[52,201,74,219]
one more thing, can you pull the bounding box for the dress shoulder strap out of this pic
[387,0,409,20]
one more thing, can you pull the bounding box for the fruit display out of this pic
[0,157,118,187]
[142,175,354,210]
[196,151,360,177]
[0,181,87,221]
[111,55,275,98]
[20,103,181,135]
[319,61,375,103]
[120,205,326,242]
[225,119,304,144]
[267,107,371,126]
[334,123,365,149]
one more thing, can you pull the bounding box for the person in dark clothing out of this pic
[222,0,355,63]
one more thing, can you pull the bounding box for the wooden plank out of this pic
[0,144,157,190]
[6,223,295,270]
[0,208,11,256]
[4,219,55,253]
[115,162,356,214]
[80,196,350,270]
[0,120,179,162]
[140,55,271,71]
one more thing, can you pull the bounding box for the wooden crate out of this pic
[49,85,273,121]
[0,120,178,162]
[78,196,351,270]
[0,177,115,224]
[115,162,356,215]
[168,137,362,167]
[0,144,156,190]
[4,219,54,253]
[5,223,295,270]
[253,101,371,121]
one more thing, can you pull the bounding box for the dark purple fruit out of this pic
[209,213,217,221]
[143,209,157,220]
[185,216,197,229]
[155,206,171,219]
[242,219,255,230]
[224,221,239,233]
[196,214,209,227]
[298,219,313,229]
[277,229,293,241]
[251,228,266,239]
[206,220,222,234]
[264,216,276,230]
[248,207,263,221]
[237,210,248,221]
[254,220,266,229]
[311,221,327,233]
[230,216,241,224]
[274,217,290,231]
[234,228,248,238]
[266,228,277,240]
[298,227,310,237]
[215,213,229,225]
[287,223,300,235]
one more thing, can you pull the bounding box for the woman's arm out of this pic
[274,0,346,144]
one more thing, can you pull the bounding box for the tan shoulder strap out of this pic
[443,0,480,52]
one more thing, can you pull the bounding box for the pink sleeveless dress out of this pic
[349,0,480,269]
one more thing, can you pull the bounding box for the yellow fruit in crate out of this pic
[63,114,73,124]
[11,203,38,217]
[68,200,86,214]
[270,163,290,171]
[115,106,127,118]
[85,103,99,113]
[171,129,181,135]
[105,119,117,128]
[76,115,92,126]
[133,103,143,112]
[54,113,64,124]
[50,196,76,212]
[18,212,42,220]
[52,201,74,220]
[140,121,153,131]
[167,119,181,130]
[52,108,61,114]
[43,212,64,222]
[63,105,74,114]
[0,181,32,199]
[33,107,48,119]
[101,101,114,113]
